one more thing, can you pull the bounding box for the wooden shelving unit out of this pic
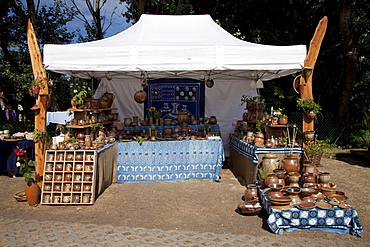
[40,150,97,205]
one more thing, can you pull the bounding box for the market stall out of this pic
[43,14,307,156]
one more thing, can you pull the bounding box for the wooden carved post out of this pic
[299,16,328,133]
[27,19,49,187]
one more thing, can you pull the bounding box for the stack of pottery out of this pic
[288,172,301,187]
[254,132,264,148]
[273,168,286,186]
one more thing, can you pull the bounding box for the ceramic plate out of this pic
[315,202,333,210]
[338,203,351,209]
[297,202,315,210]
[271,204,292,210]
[119,139,133,142]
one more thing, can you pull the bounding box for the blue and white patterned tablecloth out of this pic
[255,181,363,237]
[229,135,303,163]
[116,139,224,183]
[123,124,221,135]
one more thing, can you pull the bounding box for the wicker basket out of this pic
[14,191,27,202]
[237,200,262,215]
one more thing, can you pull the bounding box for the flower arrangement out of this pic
[14,148,37,182]
[147,106,162,119]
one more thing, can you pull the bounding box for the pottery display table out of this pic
[0,140,34,174]
[121,124,221,136]
[228,135,303,184]
[256,182,363,237]
[116,138,224,183]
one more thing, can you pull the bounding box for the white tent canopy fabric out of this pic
[43,14,307,155]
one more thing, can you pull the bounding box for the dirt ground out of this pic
[0,149,369,244]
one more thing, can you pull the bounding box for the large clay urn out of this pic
[244,184,258,201]
[282,155,300,173]
[25,179,40,206]
[264,173,279,187]
[262,153,280,172]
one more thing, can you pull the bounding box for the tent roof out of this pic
[43,14,306,81]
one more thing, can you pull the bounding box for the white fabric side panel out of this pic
[205,80,257,157]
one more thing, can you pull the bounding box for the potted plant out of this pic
[305,140,331,165]
[257,166,270,188]
[14,148,40,206]
[71,90,88,109]
[32,129,46,143]
[296,98,322,119]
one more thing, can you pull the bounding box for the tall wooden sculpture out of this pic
[299,17,328,133]
[27,19,48,187]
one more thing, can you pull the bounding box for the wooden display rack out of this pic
[67,108,119,134]
[40,150,97,205]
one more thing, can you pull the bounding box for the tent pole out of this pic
[299,16,328,136]
[27,19,49,188]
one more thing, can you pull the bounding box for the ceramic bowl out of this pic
[321,187,336,195]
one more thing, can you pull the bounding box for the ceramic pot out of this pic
[75,132,85,140]
[208,116,217,125]
[303,130,315,141]
[319,172,331,183]
[305,111,316,119]
[273,169,286,179]
[102,91,115,107]
[264,173,279,187]
[302,173,316,183]
[177,112,189,125]
[278,116,288,125]
[282,155,300,173]
[244,184,258,201]
[303,162,316,174]
[90,98,100,108]
[84,135,92,147]
[134,90,147,104]
[288,172,301,184]
[124,118,132,127]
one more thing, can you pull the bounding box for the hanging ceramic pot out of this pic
[205,78,214,88]
[134,90,147,104]
[25,179,40,206]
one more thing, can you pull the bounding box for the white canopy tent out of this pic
[43,14,307,155]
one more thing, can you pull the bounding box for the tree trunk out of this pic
[336,0,357,126]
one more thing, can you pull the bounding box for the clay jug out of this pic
[84,135,92,147]
[264,173,279,187]
[282,155,300,173]
[244,184,258,201]
[75,132,85,140]
[25,179,40,206]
